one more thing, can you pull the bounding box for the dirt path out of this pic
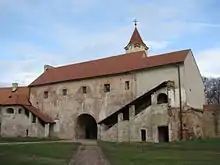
[70,142,110,165]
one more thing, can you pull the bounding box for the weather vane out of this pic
[133,19,138,26]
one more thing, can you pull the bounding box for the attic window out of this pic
[82,86,87,93]
[62,89,67,96]
[44,91,48,98]
[18,108,22,114]
[6,108,14,114]
[104,84,110,93]
[125,81,130,90]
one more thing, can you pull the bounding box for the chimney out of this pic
[44,65,53,72]
[12,83,18,92]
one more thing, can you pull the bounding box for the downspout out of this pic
[177,64,183,140]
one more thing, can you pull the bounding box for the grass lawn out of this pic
[0,142,78,165]
[99,138,220,165]
[0,137,62,143]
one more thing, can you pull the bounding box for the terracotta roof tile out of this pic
[0,87,29,105]
[23,105,54,123]
[128,27,145,45]
[0,87,54,123]
[29,49,190,86]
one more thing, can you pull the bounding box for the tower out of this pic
[124,20,149,54]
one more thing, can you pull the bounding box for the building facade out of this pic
[1,25,214,142]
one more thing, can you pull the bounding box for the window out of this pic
[32,115,36,123]
[18,108,22,114]
[82,86,87,93]
[6,108,14,114]
[62,89,67,96]
[125,81,130,90]
[104,84,110,93]
[44,91,48,98]
[157,93,168,104]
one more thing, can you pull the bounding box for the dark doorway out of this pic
[158,126,169,142]
[76,114,97,139]
[141,129,146,141]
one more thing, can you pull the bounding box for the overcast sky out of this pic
[0,0,220,87]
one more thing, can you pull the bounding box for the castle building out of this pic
[0,25,208,142]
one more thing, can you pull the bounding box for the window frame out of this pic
[125,81,130,90]
[62,88,68,96]
[44,91,48,98]
[82,86,87,94]
[104,84,111,93]
[6,108,14,114]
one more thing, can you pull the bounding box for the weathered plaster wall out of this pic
[202,105,220,137]
[0,106,29,137]
[184,52,205,109]
[30,74,136,139]
[0,106,45,138]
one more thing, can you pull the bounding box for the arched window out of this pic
[18,108,22,114]
[157,93,168,104]
[6,108,14,114]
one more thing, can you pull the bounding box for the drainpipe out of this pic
[177,64,183,140]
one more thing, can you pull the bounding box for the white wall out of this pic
[135,64,187,107]
[183,52,205,109]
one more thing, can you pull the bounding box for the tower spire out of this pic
[124,20,149,54]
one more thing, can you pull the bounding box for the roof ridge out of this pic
[50,50,146,70]
[149,49,191,57]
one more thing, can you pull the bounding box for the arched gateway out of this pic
[75,114,97,139]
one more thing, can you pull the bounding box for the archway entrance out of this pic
[76,114,97,139]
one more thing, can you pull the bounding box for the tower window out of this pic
[104,84,110,93]
[82,86,87,93]
[125,81,130,90]
[44,91,48,98]
[62,89,67,96]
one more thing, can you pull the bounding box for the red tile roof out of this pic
[0,87,29,105]
[29,49,190,86]
[128,27,145,45]
[0,86,54,123]
[23,105,54,123]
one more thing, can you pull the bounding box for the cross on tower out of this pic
[133,19,138,26]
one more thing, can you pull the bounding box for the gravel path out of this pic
[70,144,110,165]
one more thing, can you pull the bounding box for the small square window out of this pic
[82,86,87,93]
[125,81,130,90]
[104,84,110,93]
[62,89,67,96]
[44,91,48,98]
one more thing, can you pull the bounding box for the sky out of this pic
[0,0,220,87]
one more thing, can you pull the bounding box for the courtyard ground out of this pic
[0,142,78,165]
[0,137,62,143]
[99,138,220,165]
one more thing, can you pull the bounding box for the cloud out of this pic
[196,47,220,77]
[0,0,219,86]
